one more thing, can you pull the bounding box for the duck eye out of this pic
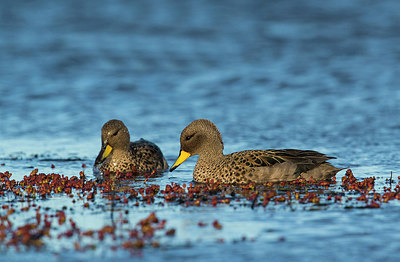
[185,134,194,141]
[112,130,119,136]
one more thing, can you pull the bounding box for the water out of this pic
[1,0,400,261]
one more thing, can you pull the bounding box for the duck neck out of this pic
[198,147,224,164]
[113,144,132,157]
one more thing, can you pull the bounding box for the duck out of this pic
[94,119,168,173]
[170,119,341,184]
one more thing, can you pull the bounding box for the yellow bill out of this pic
[101,144,113,161]
[169,150,191,172]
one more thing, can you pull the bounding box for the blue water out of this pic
[1,0,400,261]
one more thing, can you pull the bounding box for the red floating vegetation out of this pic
[198,221,207,227]
[212,220,223,230]
[340,169,400,208]
[261,190,277,207]
[298,192,320,204]
[342,169,375,193]
[1,167,400,253]
[165,228,176,236]
[1,168,395,211]
[2,206,51,250]
[143,170,157,183]
[1,199,175,252]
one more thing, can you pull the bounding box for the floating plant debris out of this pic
[0,168,399,253]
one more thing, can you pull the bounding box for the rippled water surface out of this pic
[1,0,400,261]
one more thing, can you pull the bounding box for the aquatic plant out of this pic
[1,168,399,253]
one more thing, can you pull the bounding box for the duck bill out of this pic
[95,144,113,164]
[169,150,191,172]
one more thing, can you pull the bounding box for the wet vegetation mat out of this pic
[1,167,399,257]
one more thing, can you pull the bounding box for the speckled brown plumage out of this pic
[94,119,168,173]
[170,119,341,184]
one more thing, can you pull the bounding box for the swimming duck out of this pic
[170,119,341,184]
[94,119,168,173]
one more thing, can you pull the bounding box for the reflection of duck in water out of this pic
[94,119,168,174]
[170,119,341,184]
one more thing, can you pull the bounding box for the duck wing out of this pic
[130,139,168,171]
[229,149,337,182]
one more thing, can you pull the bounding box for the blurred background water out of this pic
[0,0,399,261]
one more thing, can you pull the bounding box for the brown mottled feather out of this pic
[170,119,341,184]
[94,120,168,173]
[130,139,169,171]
